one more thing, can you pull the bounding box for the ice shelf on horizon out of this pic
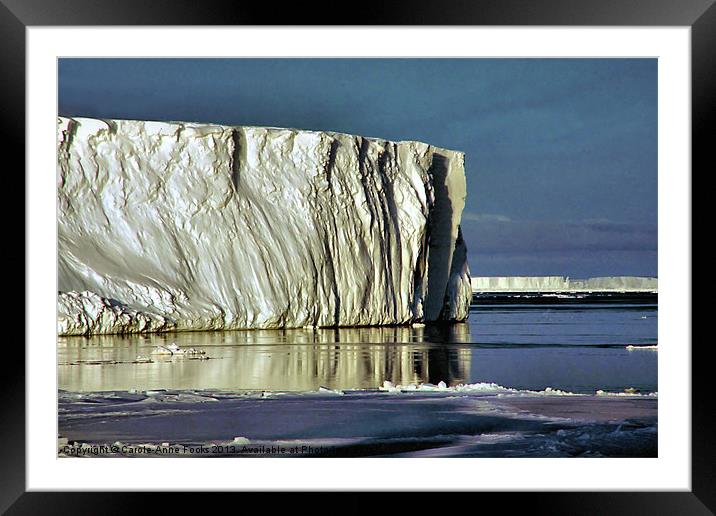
[470,276,657,293]
[57,117,471,335]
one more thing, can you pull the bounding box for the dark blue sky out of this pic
[58,58,657,278]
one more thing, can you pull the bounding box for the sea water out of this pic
[57,302,658,457]
[59,303,657,394]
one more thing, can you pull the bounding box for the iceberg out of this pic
[57,117,471,335]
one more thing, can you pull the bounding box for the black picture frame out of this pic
[6,0,709,513]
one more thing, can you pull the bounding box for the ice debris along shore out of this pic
[57,117,471,335]
[378,381,657,397]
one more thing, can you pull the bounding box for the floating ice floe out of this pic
[150,343,208,358]
[318,386,345,396]
[625,345,658,350]
[380,380,513,394]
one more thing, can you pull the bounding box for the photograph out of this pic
[6,4,707,507]
[56,57,659,459]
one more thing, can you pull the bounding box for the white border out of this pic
[27,27,691,491]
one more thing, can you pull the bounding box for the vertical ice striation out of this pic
[57,117,471,335]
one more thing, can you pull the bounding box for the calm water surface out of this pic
[58,303,657,394]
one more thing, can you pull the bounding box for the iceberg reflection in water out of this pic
[59,303,658,394]
[58,324,473,392]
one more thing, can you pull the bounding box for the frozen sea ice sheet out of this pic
[58,384,657,458]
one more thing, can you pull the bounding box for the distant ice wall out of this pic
[57,117,471,335]
[571,277,658,291]
[471,276,657,292]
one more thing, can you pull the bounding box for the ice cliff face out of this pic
[57,117,471,335]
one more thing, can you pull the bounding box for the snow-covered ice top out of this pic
[57,117,471,335]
